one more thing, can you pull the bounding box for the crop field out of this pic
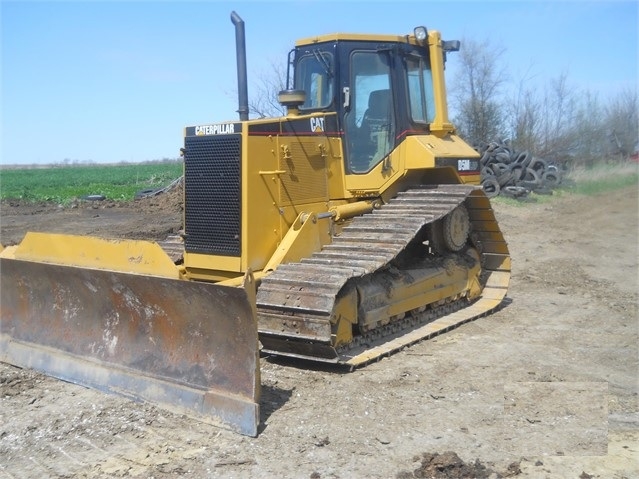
[0,161,183,203]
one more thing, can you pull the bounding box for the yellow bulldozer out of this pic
[0,12,510,437]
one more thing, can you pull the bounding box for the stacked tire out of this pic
[476,141,563,199]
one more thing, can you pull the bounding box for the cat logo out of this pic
[310,117,325,133]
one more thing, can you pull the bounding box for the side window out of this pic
[406,56,435,123]
[295,51,333,110]
[344,51,394,173]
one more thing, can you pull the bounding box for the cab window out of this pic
[406,55,435,123]
[295,51,333,110]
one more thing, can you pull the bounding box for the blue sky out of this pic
[1,0,637,165]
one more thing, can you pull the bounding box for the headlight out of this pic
[413,26,428,43]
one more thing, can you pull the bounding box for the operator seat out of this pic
[361,89,390,134]
[349,89,392,173]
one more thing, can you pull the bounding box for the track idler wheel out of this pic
[430,204,470,254]
[443,204,470,252]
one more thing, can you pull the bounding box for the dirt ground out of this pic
[0,184,637,479]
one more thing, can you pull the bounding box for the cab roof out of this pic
[295,32,422,47]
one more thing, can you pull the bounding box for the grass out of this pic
[562,162,638,195]
[0,161,183,204]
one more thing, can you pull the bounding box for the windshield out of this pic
[295,50,333,110]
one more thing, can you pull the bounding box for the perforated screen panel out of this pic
[279,139,328,206]
[183,135,241,256]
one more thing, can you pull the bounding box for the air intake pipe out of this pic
[230,11,249,121]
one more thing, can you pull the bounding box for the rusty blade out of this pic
[0,257,260,436]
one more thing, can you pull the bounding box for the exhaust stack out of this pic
[231,11,249,121]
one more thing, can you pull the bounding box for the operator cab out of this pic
[282,28,455,174]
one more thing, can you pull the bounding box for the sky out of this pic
[1,0,637,165]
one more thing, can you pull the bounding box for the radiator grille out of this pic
[184,135,241,256]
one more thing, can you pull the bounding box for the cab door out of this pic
[343,50,395,174]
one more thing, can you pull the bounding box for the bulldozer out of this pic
[0,12,510,437]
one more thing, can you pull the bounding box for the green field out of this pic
[0,161,183,203]
[1,159,636,205]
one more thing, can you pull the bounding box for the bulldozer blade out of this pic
[0,257,260,437]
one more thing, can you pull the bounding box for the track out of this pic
[256,184,510,365]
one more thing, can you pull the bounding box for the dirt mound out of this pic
[0,182,184,246]
[71,180,184,214]
[130,180,184,214]
[397,451,502,479]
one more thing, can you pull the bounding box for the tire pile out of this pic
[475,141,563,199]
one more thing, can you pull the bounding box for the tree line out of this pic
[450,38,638,166]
